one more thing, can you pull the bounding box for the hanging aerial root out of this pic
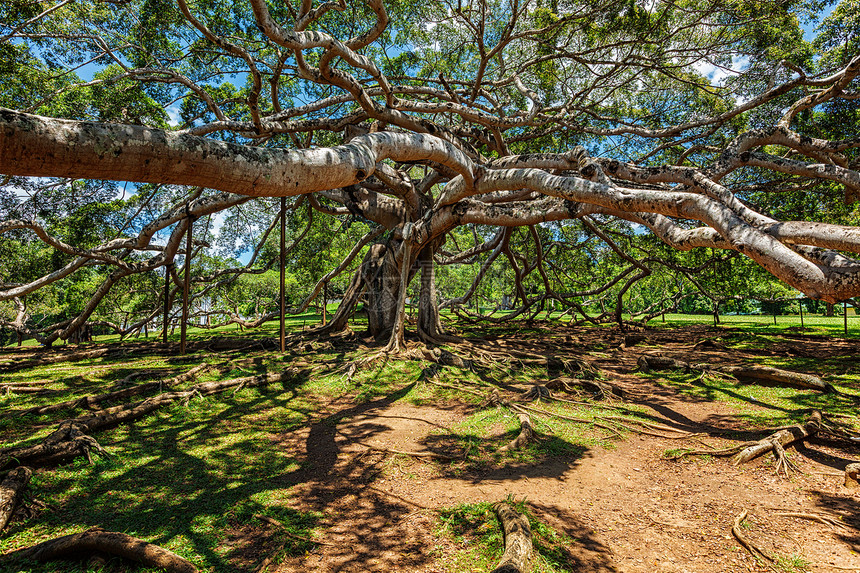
[0,466,33,532]
[1,528,198,573]
[731,510,774,564]
[845,463,860,488]
[491,501,532,573]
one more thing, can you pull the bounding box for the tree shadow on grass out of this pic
[437,500,617,573]
[4,372,320,572]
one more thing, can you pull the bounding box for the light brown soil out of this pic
[245,325,860,573]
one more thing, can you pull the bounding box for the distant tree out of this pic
[2,0,860,346]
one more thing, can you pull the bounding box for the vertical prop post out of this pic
[280,196,286,352]
[322,281,328,326]
[162,262,172,344]
[180,218,193,354]
[845,301,848,337]
[799,298,804,329]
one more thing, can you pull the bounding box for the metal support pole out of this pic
[845,301,848,337]
[162,262,172,344]
[799,298,804,329]
[322,281,328,326]
[280,197,286,352]
[180,218,193,354]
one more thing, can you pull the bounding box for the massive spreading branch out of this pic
[1,0,859,343]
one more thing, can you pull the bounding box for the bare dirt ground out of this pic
[234,325,860,573]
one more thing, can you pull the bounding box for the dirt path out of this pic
[255,379,860,572]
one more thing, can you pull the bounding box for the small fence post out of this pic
[162,262,172,344]
[279,196,286,352]
[180,217,193,355]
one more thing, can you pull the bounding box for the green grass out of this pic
[2,309,334,348]
[0,320,646,572]
[2,316,857,572]
[0,324,416,571]
[7,307,858,350]
[638,356,860,429]
[774,553,812,573]
[653,312,859,338]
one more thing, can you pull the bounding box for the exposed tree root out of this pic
[669,412,822,476]
[0,347,117,374]
[731,510,774,564]
[0,423,110,470]
[845,463,860,488]
[637,354,838,394]
[666,443,752,460]
[0,466,32,532]
[719,366,838,394]
[636,355,692,373]
[449,341,598,379]
[774,511,850,530]
[512,403,623,438]
[521,385,551,402]
[423,377,487,398]
[484,385,678,443]
[1,386,52,395]
[491,501,532,573]
[423,347,473,369]
[360,444,460,461]
[1,528,198,573]
[254,514,337,573]
[545,376,624,400]
[500,414,537,452]
[731,411,821,474]
[1,368,302,470]
[598,415,700,440]
[22,363,211,416]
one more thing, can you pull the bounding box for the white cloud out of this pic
[165,103,183,127]
[692,55,750,87]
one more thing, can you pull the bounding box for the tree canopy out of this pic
[1,0,859,346]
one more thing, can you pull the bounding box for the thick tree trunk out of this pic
[416,245,457,344]
[321,242,404,339]
[385,234,413,351]
[365,243,403,338]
